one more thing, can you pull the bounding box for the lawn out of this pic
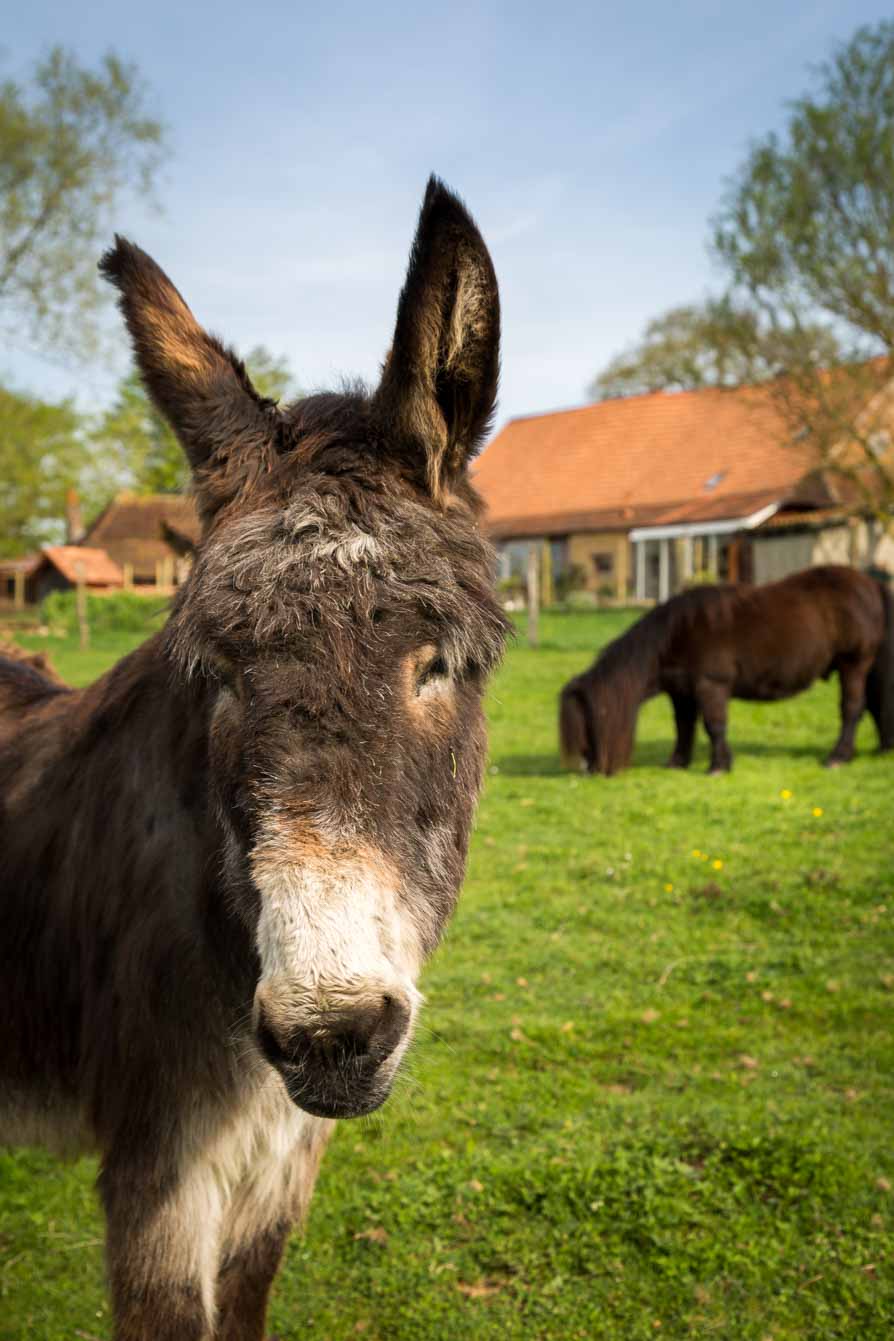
[1,608,893,1340]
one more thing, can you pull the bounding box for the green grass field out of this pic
[2,609,893,1339]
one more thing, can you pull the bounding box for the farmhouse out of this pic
[82,491,200,587]
[473,383,893,600]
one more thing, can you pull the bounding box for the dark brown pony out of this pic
[0,179,507,1340]
[559,566,894,775]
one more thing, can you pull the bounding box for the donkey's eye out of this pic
[417,654,449,691]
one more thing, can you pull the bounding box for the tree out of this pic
[713,20,894,529]
[0,47,165,355]
[588,299,841,400]
[91,347,298,495]
[0,385,84,556]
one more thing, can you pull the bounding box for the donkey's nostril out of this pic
[256,1015,289,1069]
[256,989,413,1080]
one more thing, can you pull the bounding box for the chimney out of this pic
[65,487,85,545]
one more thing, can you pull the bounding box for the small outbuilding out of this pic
[26,546,124,605]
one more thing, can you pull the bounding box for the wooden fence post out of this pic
[540,540,553,608]
[527,542,540,649]
[75,562,89,651]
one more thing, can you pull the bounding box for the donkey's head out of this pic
[102,179,506,1118]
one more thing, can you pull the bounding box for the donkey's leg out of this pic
[100,1158,222,1341]
[697,681,732,773]
[214,1221,290,1341]
[214,1111,333,1341]
[826,658,872,766]
[667,695,697,768]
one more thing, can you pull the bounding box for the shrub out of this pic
[554,563,587,603]
[563,589,598,610]
[41,590,169,635]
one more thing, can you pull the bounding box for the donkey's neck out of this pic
[4,632,231,946]
[0,632,261,1133]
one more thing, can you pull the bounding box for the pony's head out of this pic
[558,665,638,777]
[102,178,507,1118]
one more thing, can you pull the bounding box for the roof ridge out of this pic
[501,382,767,429]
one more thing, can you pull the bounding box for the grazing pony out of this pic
[0,178,507,1341]
[559,565,894,775]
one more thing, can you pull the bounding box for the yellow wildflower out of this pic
[812,807,823,817]
[691,849,701,858]
[664,883,674,893]
[780,789,792,800]
[712,859,723,871]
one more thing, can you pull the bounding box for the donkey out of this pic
[0,178,507,1340]
[559,565,894,775]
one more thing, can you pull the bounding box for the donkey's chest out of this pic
[179,1078,334,1250]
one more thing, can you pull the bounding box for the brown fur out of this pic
[559,565,894,774]
[0,638,64,684]
[0,177,507,1339]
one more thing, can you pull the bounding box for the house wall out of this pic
[566,531,629,599]
[32,568,71,604]
[811,526,852,566]
[752,525,857,585]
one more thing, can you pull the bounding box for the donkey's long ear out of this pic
[374,177,500,499]
[100,238,275,516]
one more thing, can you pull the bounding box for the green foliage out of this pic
[40,589,169,636]
[714,22,894,348]
[89,370,187,494]
[554,562,587,602]
[89,348,298,496]
[712,20,894,519]
[242,344,299,404]
[3,610,892,1338]
[589,299,841,400]
[0,383,83,555]
[590,20,894,527]
[0,47,166,355]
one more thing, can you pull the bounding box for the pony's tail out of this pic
[867,578,894,750]
[559,681,592,772]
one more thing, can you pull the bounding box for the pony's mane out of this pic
[587,585,738,772]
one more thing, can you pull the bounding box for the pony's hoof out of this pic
[708,768,728,777]
[824,758,846,769]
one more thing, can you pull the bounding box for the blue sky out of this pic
[7,0,893,431]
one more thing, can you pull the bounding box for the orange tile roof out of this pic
[41,546,124,587]
[473,384,822,537]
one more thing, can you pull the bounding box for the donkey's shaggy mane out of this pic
[167,393,508,685]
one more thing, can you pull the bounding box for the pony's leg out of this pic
[826,659,871,765]
[667,695,697,768]
[99,1158,221,1341]
[698,682,732,773]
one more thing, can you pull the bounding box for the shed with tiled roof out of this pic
[26,546,124,604]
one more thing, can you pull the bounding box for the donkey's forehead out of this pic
[166,483,508,670]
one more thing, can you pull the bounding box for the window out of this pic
[592,551,614,576]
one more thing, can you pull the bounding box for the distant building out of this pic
[0,554,41,608]
[473,384,893,600]
[82,492,200,588]
[26,546,124,604]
